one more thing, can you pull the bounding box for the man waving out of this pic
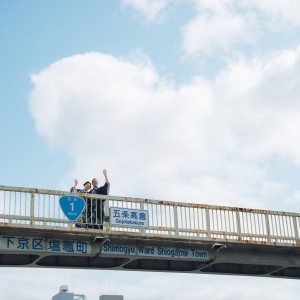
[90,169,110,229]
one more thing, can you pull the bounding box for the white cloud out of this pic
[213,48,300,161]
[29,47,300,211]
[122,0,300,57]
[284,189,300,206]
[247,0,300,27]
[121,0,169,22]
[182,2,257,57]
[184,0,300,56]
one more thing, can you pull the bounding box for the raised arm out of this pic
[103,169,109,184]
[70,178,78,192]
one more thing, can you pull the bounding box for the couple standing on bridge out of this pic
[70,169,110,229]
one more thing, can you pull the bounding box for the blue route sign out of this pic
[59,196,85,221]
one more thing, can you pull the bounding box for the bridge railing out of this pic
[0,185,299,247]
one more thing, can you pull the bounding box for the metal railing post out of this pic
[236,210,242,241]
[174,205,179,236]
[105,197,110,232]
[140,202,146,235]
[30,192,35,226]
[205,208,211,239]
[265,213,271,243]
[292,216,299,245]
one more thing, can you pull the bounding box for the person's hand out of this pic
[74,178,78,187]
[103,169,109,184]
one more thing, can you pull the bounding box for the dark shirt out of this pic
[90,182,110,195]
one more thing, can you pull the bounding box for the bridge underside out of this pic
[1,226,300,280]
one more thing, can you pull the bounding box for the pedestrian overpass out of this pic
[1,185,300,279]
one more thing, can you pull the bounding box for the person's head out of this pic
[92,178,99,188]
[83,181,91,191]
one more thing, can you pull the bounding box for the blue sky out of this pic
[2,0,300,299]
[0,1,195,188]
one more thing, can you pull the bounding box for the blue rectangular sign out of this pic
[0,236,91,254]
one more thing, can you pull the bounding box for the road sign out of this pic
[59,196,85,221]
[109,207,149,228]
